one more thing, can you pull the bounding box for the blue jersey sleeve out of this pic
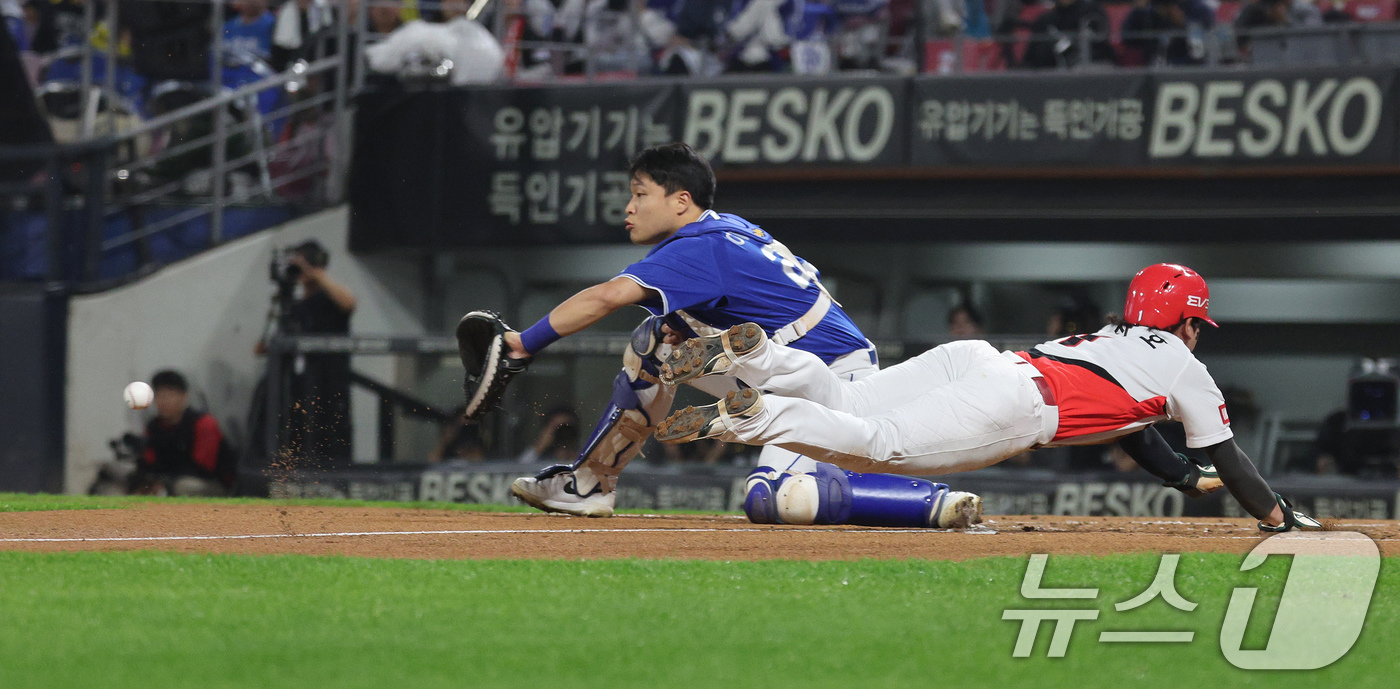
[617,238,723,315]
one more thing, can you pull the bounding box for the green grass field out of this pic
[0,496,1395,688]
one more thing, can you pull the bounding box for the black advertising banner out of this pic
[349,90,456,251]
[441,82,681,246]
[909,68,1398,167]
[350,68,1400,250]
[679,76,908,168]
[1144,68,1398,166]
[909,73,1152,167]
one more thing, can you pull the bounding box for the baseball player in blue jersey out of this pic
[504,143,983,528]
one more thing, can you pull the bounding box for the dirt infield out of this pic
[1,504,1398,560]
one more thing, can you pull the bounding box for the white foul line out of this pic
[0,527,946,543]
[2,528,1395,545]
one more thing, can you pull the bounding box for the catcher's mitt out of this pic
[456,311,530,420]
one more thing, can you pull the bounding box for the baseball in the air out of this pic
[123,381,154,410]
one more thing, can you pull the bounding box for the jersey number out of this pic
[726,232,820,290]
[760,244,819,290]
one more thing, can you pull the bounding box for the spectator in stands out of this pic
[21,0,85,54]
[638,0,727,75]
[438,0,468,21]
[429,406,488,462]
[1022,0,1116,68]
[1321,1,1354,22]
[789,0,841,73]
[370,0,406,33]
[554,0,651,75]
[830,0,890,71]
[1121,0,1214,66]
[287,0,359,74]
[4,0,24,50]
[1288,0,1323,25]
[926,0,980,37]
[517,407,581,463]
[993,0,1049,67]
[498,0,556,79]
[1234,0,1292,55]
[1235,0,1293,29]
[985,0,1026,36]
[1046,293,1101,336]
[271,0,334,71]
[947,303,986,338]
[725,0,799,72]
[224,0,276,62]
[134,370,229,496]
[961,0,994,38]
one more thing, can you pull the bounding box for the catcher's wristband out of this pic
[519,317,561,355]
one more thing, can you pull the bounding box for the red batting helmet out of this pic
[1123,264,1218,329]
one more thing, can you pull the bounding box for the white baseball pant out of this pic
[688,346,878,475]
[720,339,1058,475]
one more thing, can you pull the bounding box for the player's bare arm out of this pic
[503,277,654,359]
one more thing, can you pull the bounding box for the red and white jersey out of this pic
[1013,324,1233,448]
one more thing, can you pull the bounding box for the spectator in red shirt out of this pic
[136,370,228,496]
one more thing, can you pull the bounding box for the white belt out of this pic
[771,292,832,346]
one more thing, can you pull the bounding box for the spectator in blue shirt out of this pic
[224,0,276,61]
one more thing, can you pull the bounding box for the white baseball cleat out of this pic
[933,490,983,529]
[655,389,765,443]
[659,323,766,385]
[510,465,616,518]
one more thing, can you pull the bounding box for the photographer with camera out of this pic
[259,239,357,464]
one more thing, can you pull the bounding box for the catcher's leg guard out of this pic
[764,464,982,528]
[569,316,676,495]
